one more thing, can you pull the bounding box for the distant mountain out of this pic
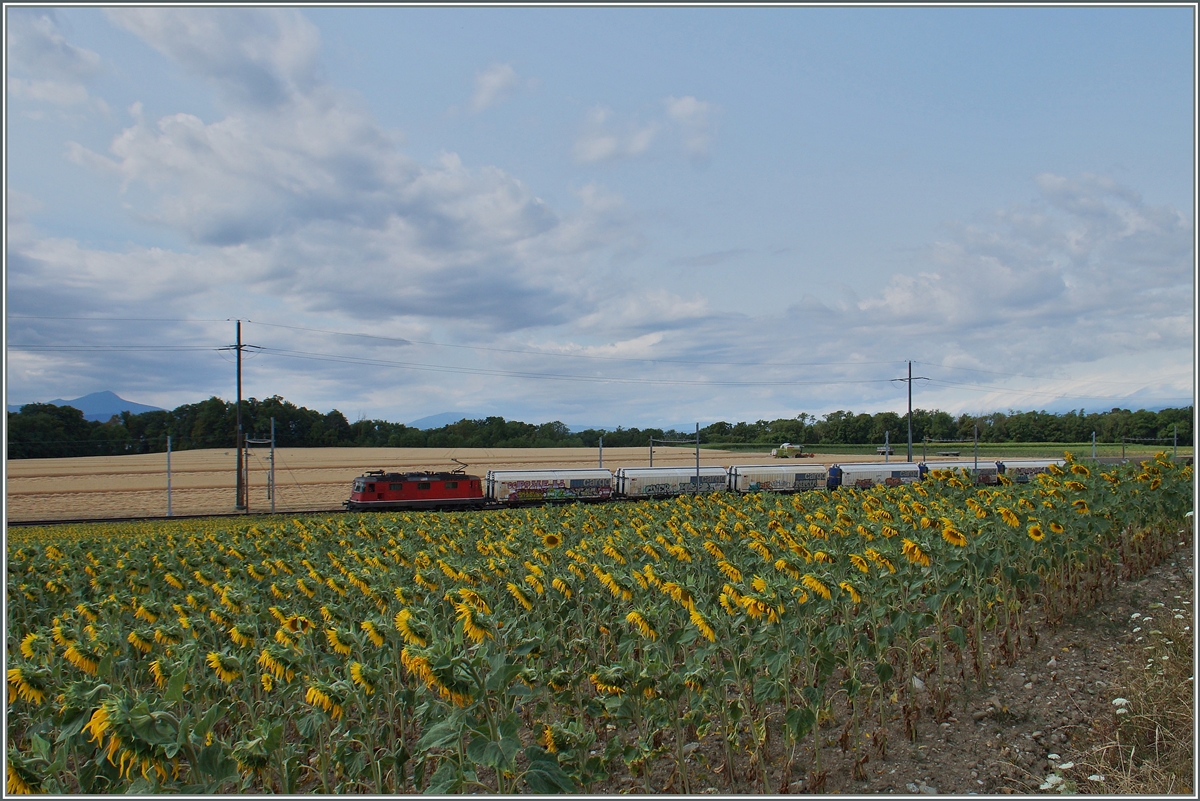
[7,391,163,422]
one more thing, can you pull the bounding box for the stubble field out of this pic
[6,447,897,523]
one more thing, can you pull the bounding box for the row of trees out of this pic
[6,395,1193,459]
[711,406,1195,448]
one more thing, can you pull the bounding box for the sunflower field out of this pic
[7,453,1192,793]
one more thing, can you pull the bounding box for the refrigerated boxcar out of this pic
[729,464,828,493]
[485,469,614,504]
[615,466,728,498]
[997,459,1066,483]
[828,462,925,489]
[926,460,1003,485]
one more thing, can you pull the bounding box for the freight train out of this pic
[343,458,1065,512]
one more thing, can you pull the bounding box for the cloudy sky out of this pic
[5,6,1195,429]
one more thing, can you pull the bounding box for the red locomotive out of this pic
[343,466,485,512]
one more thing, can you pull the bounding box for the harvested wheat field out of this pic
[4,447,897,523]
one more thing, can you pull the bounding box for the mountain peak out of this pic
[8,391,163,422]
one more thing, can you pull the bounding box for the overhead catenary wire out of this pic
[246,319,900,369]
[923,378,1194,404]
[256,346,901,387]
[912,360,1185,388]
[7,315,1191,403]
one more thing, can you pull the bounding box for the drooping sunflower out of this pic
[506,582,534,610]
[941,527,967,547]
[901,538,931,567]
[7,667,48,705]
[454,601,492,644]
[360,620,385,648]
[325,628,353,656]
[305,681,345,720]
[800,574,832,600]
[625,610,658,641]
[394,609,428,647]
[63,644,102,675]
[349,662,377,695]
[229,625,255,649]
[688,608,716,642]
[998,508,1021,528]
[206,651,242,684]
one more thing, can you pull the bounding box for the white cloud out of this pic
[36,10,645,337]
[469,62,518,112]
[572,95,719,164]
[105,8,321,109]
[842,172,1193,376]
[664,95,717,158]
[6,10,103,79]
[572,106,658,163]
[6,10,108,114]
[6,8,1188,424]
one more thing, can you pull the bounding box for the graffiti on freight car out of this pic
[1006,466,1050,483]
[642,483,673,495]
[507,479,567,490]
[792,476,822,491]
[569,478,611,488]
[508,485,612,502]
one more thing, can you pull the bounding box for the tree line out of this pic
[6,395,1193,459]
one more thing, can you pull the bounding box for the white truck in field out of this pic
[770,443,811,458]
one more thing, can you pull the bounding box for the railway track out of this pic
[6,507,347,528]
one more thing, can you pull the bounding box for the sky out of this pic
[4,6,1196,430]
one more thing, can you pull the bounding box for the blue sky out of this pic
[5,6,1195,429]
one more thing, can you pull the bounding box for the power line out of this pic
[247,319,898,369]
[9,313,898,368]
[925,378,1194,403]
[10,345,218,352]
[257,346,900,387]
[7,315,227,322]
[912,360,1182,388]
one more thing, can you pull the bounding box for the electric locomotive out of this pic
[343,468,485,512]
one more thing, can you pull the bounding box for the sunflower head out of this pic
[206,651,242,684]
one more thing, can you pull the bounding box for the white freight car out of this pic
[485,469,613,504]
[926,460,1003,485]
[829,462,925,489]
[728,464,828,493]
[997,459,1065,483]
[614,466,728,497]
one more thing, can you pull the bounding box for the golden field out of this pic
[3,446,906,522]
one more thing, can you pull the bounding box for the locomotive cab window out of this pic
[417,482,431,490]
[366,483,375,492]
[444,481,458,489]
